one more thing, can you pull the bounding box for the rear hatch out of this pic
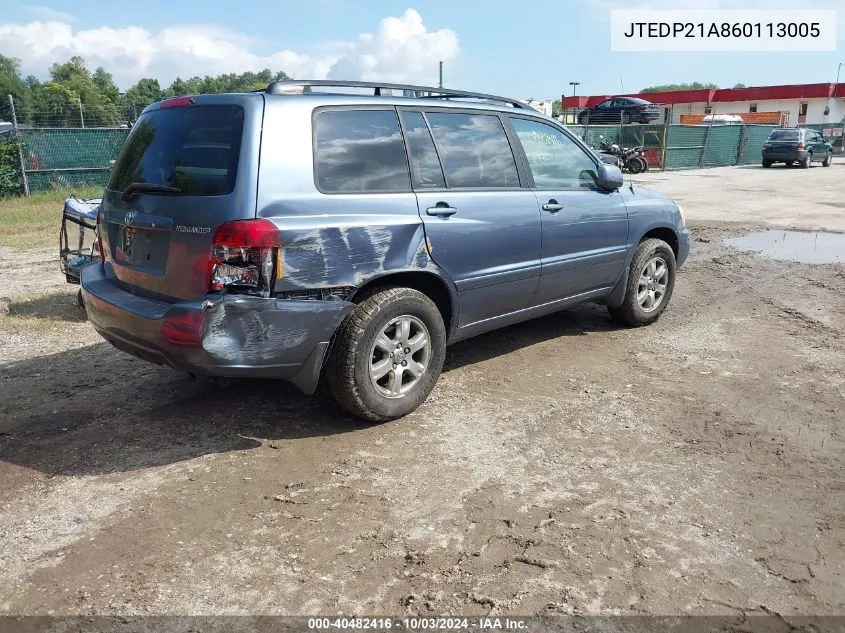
[764,129,801,150]
[101,94,263,301]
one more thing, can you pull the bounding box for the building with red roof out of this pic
[562,83,845,126]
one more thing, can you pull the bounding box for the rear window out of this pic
[108,104,244,196]
[314,109,411,194]
[627,98,652,105]
[768,129,800,141]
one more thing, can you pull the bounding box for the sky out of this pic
[0,0,842,99]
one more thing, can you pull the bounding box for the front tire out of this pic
[608,238,676,327]
[762,159,772,168]
[325,287,446,422]
[822,152,832,167]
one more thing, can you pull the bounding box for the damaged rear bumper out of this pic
[80,264,354,394]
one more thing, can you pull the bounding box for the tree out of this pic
[0,56,31,122]
[733,83,747,89]
[41,56,120,126]
[1,56,295,127]
[121,78,165,121]
[552,99,562,117]
[92,67,120,104]
[639,82,719,93]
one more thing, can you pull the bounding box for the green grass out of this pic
[0,187,103,250]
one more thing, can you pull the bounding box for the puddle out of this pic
[725,230,845,264]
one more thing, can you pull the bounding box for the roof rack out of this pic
[262,80,536,111]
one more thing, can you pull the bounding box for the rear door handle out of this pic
[542,199,564,213]
[426,203,458,218]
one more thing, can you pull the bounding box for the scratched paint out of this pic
[276,222,433,291]
[201,297,351,366]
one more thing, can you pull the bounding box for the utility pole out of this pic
[569,81,580,125]
[78,97,85,128]
[837,63,844,154]
[8,94,30,196]
[439,61,443,88]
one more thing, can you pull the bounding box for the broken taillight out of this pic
[96,208,105,261]
[208,219,280,296]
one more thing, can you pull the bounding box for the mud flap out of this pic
[287,342,330,395]
[603,267,629,308]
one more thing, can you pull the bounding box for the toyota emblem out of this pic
[124,211,136,226]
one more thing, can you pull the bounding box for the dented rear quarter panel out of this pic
[255,96,458,310]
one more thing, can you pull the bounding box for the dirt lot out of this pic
[0,165,843,618]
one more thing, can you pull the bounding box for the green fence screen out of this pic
[20,127,130,192]
[7,120,845,194]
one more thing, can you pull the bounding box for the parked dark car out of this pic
[81,80,689,422]
[762,128,833,168]
[577,97,660,124]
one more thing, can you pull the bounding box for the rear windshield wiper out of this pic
[121,182,182,201]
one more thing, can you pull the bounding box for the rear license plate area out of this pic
[120,226,170,272]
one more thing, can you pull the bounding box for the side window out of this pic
[597,100,611,109]
[314,109,410,193]
[510,117,599,191]
[399,111,446,189]
[425,112,520,188]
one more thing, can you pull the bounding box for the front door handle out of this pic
[542,199,564,213]
[426,202,458,218]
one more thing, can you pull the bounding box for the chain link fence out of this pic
[2,93,845,196]
[569,118,845,171]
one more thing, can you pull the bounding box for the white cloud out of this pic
[24,5,75,22]
[0,8,459,88]
[326,9,459,83]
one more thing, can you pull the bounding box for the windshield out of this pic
[768,129,800,141]
[108,104,244,196]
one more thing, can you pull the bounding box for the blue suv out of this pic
[81,80,691,421]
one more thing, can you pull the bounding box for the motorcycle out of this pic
[592,137,623,168]
[598,136,649,174]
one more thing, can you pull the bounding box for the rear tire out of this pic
[762,159,772,168]
[628,156,646,174]
[608,238,676,327]
[822,152,832,167]
[325,287,446,422]
[801,152,812,168]
[77,288,85,308]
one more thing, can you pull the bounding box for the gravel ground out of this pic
[0,165,843,618]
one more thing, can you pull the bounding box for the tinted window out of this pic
[596,100,611,108]
[314,109,410,193]
[399,111,445,189]
[628,98,651,105]
[768,129,800,141]
[510,117,598,190]
[109,105,244,196]
[425,112,519,188]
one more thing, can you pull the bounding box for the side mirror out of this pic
[597,163,623,191]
